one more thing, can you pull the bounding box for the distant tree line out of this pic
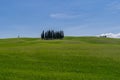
[41,30,64,40]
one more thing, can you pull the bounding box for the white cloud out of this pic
[50,13,81,19]
[97,33,120,38]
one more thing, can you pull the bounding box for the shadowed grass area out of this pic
[0,37,120,80]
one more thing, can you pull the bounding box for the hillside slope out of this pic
[0,37,120,80]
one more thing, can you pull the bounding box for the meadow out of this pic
[0,37,120,80]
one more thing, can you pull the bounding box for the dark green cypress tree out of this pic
[41,30,44,39]
[51,30,54,39]
[41,30,64,40]
[48,30,51,39]
[45,31,48,40]
[60,30,64,39]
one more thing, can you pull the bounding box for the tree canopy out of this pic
[41,30,64,40]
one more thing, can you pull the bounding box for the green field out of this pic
[0,37,120,80]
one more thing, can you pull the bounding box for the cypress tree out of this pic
[41,30,44,39]
[41,30,64,40]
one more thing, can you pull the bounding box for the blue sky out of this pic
[0,0,120,38]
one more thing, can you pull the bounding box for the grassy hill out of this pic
[0,37,120,80]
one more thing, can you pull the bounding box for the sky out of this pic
[1,0,120,38]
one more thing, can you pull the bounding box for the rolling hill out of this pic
[0,37,120,80]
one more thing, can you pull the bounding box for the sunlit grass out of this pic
[0,37,120,80]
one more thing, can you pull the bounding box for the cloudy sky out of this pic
[0,0,120,38]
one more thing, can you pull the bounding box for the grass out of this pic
[0,37,120,80]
